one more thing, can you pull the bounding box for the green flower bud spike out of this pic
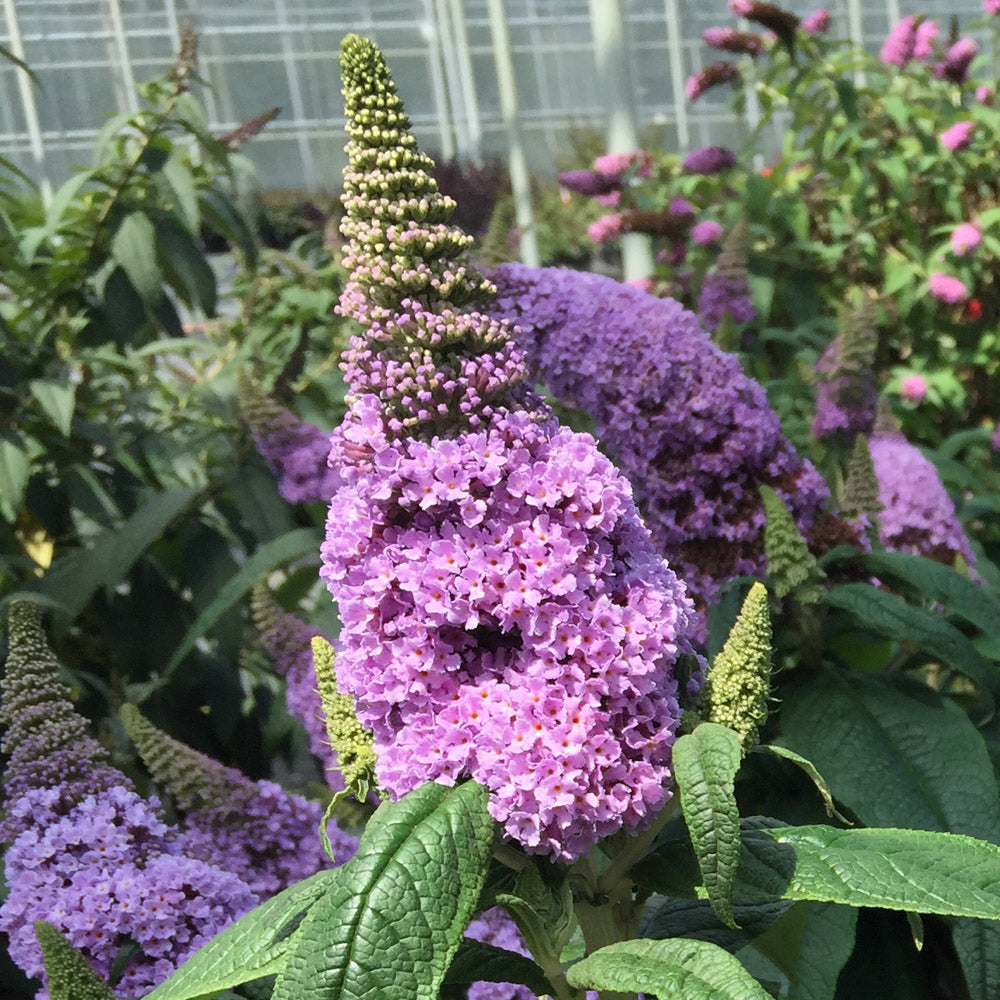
[34,921,116,1000]
[695,582,773,753]
[760,484,826,604]
[311,635,378,805]
[841,433,883,533]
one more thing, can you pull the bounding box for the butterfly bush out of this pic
[869,432,977,570]
[487,263,831,632]
[0,603,257,999]
[319,36,697,862]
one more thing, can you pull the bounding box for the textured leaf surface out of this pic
[442,939,550,995]
[272,781,494,1000]
[952,918,1000,1000]
[674,723,743,929]
[140,870,338,1000]
[735,823,1000,919]
[779,669,1000,842]
[640,897,792,952]
[566,938,772,999]
[111,211,161,304]
[825,583,999,693]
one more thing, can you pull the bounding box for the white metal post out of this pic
[274,0,318,190]
[421,0,456,161]
[487,0,539,266]
[447,0,482,163]
[663,0,690,152]
[107,0,139,112]
[588,0,653,281]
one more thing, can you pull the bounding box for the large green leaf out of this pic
[155,213,217,314]
[163,527,321,676]
[952,919,1000,1000]
[734,822,1000,919]
[640,897,792,952]
[272,781,495,1000]
[0,433,30,522]
[144,869,340,1000]
[779,669,1000,839]
[161,154,200,233]
[752,902,857,1000]
[29,378,76,436]
[566,938,772,999]
[442,939,550,996]
[111,211,162,305]
[824,583,1000,694]
[673,723,743,929]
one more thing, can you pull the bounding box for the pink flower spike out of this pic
[951,222,982,257]
[987,0,1000,14]
[913,20,938,60]
[976,85,994,106]
[881,16,918,67]
[691,220,724,245]
[928,272,969,304]
[899,374,928,403]
[801,9,831,34]
[587,214,624,244]
[939,121,975,151]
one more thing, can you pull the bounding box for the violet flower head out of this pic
[697,219,757,333]
[238,373,342,504]
[119,704,356,898]
[488,263,830,634]
[880,16,918,67]
[681,145,738,174]
[702,27,765,57]
[929,272,969,304]
[935,38,978,83]
[940,120,975,151]
[870,431,977,570]
[691,220,724,246]
[557,169,621,199]
[728,0,800,45]
[951,222,982,257]
[801,9,831,34]
[685,61,740,102]
[0,604,257,999]
[324,36,698,861]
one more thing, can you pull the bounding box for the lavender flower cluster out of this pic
[869,432,977,569]
[321,35,698,861]
[811,337,877,439]
[487,264,830,629]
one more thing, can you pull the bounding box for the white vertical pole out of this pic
[447,0,482,163]
[164,0,183,51]
[663,0,690,152]
[886,0,901,27]
[487,0,539,266]
[846,0,866,86]
[274,0,318,190]
[107,0,139,112]
[434,0,473,159]
[588,0,653,281]
[421,0,456,161]
[2,0,51,202]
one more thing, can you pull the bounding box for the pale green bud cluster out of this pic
[760,485,826,603]
[841,433,883,527]
[311,636,378,802]
[696,582,773,753]
[34,921,115,1000]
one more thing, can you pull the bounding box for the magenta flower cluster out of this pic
[488,264,829,629]
[321,401,694,860]
[2,784,257,999]
[685,61,740,102]
[681,145,738,175]
[869,432,977,570]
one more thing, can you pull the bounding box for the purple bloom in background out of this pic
[557,169,621,198]
[702,26,765,57]
[976,85,994,105]
[913,19,938,60]
[691,220,724,245]
[987,0,1000,15]
[681,145,738,174]
[870,432,977,570]
[880,16,918,66]
[489,264,830,632]
[992,422,1000,450]
[0,604,257,999]
[900,374,928,404]
[951,222,982,257]
[801,9,831,34]
[940,120,975,151]
[685,61,740,101]
[935,38,978,83]
[326,36,699,861]
[697,220,756,333]
[929,272,969,304]
[239,375,342,504]
[811,337,877,440]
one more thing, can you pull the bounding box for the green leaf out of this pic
[759,745,847,823]
[0,433,30,522]
[111,211,162,305]
[144,869,340,1000]
[442,938,550,996]
[779,669,1000,839]
[640,897,792,952]
[155,214,217,314]
[566,938,772,999]
[272,781,495,1000]
[161,154,200,233]
[734,823,1000,920]
[674,723,743,929]
[199,186,257,265]
[860,550,1000,653]
[29,379,76,436]
[952,918,1000,1000]
[163,527,321,677]
[825,583,1000,694]
[752,902,858,1000]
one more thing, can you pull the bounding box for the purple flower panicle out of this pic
[881,16,918,66]
[940,121,975,151]
[685,61,740,102]
[929,272,969,304]
[681,145,738,174]
[801,9,831,34]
